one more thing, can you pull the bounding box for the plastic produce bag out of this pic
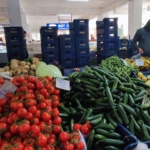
[78,130,87,150]
[134,143,149,150]
[131,53,141,61]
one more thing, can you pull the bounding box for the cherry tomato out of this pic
[19,123,30,134]
[53,89,60,95]
[64,143,74,150]
[10,124,19,134]
[41,112,51,122]
[39,102,47,109]
[80,125,89,134]
[73,123,82,131]
[52,125,61,134]
[30,125,40,138]
[28,106,37,114]
[0,98,6,107]
[23,138,35,146]
[53,117,62,125]
[76,142,84,149]
[59,132,70,142]
[4,131,12,139]
[32,117,40,125]
[37,134,47,147]
[24,145,34,150]
[0,123,8,134]
[26,112,33,120]
[17,108,27,118]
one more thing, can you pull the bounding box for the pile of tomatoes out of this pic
[0,75,85,150]
[0,77,4,86]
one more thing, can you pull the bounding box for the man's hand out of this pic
[138,48,144,54]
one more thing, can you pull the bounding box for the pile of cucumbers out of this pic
[61,66,150,149]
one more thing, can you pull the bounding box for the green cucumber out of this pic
[87,129,95,150]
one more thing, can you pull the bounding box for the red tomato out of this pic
[39,121,45,131]
[0,98,6,107]
[45,84,52,90]
[76,142,84,149]
[4,131,12,139]
[0,143,11,150]
[12,142,24,150]
[28,83,35,90]
[53,117,62,125]
[48,86,55,94]
[46,76,52,82]
[7,117,13,125]
[28,106,37,114]
[64,143,74,150]
[19,123,30,134]
[37,134,47,147]
[41,112,51,122]
[25,94,32,99]
[34,110,41,118]
[50,134,56,140]
[41,88,48,95]
[0,117,7,123]
[32,117,40,125]
[28,76,36,83]
[46,145,55,150]
[10,124,19,134]
[12,113,20,122]
[30,125,40,138]
[10,102,24,111]
[71,131,80,140]
[59,132,70,142]
[48,138,56,145]
[20,86,28,92]
[80,125,89,134]
[17,108,27,118]
[73,123,82,131]
[52,100,60,107]
[23,138,35,146]
[24,145,34,150]
[39,102,47,109]
[6,92,13,99]
[0,123,8,134]
[0,77,4,84]
[36,82,44,90]
[53,89,60,95]
[52,108,60,117]
[17,76,25,83]
[25,99,36,107]
[52,125,61,134]
[26,112,33,120]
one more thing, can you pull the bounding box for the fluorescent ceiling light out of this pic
[57,14,71,16]
[68,0,89,1]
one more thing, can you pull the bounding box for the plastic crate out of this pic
[120,39,129,47]
[73,19,89,30]
[69,29,74,35]
[61,57,76,68]
[41,43,58,52]
[97,46,118,55]
[40,26,57,35]
[6,44,27,53]
[75,32,89,40]
[60,49,75,58]
[59,41,75,50]
[4,27,24,36]
[103,18,118,26]
[118,50,129,59]
[41,35,58,44]
[117,124,138,150]
[75,39,89,49]
[97,54,113,64]
[97,33,118,42]
[5,36,25,45]
[97,40,118,48]
[97,26,118,35]
[59,34,74,43]
[7,51,27,61]
[96,21,104,28]
[42,51,60,64]
[69,22,74,30]
[76,55,90,67]
[76,48,90,56]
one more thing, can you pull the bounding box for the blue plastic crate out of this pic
[4,27,24,36]
[40,26,57,35]
[69,22,74,30]
[75,39,89,49]
[73,19,89,30]
[103,18,118,26]
[118,50,129,59]
[76,61,90,67]
[96,21,104,28]
[75,33,89,40]
[76,55,90,67]
[41,43,58,52]
[59,34,74,43]
[97,33,118,42]
[5,36,25,45]
[97,40,118,48]
[41,34,58,44]
[120,39,129,47]
[59,41,75,49]
[97,27,118,35]
[6,44,27,53]
[60,49,75,58]
[69,30,74,34]
[97,46,118,55]
[61,57,76,68]
[76,48,90,56]
[42,51,60,64]
[7,51,27,61]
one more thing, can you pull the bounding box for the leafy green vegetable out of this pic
[36,65,62,78]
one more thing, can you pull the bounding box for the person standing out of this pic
[132,20,150,57]
[23,31,29,58]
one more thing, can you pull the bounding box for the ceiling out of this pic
[0,0,150,33]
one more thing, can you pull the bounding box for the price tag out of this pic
[136,59,144,66]
[56,78,70,91]
[142,93,148,105]
[0,81,17,99]
[121,59,128,66]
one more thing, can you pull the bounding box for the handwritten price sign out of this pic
[56,78,70,91]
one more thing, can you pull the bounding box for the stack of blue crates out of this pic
[40,26,59,64]
[96,18,119,63]
[4,27,27,61]
[118,39,130,59]
[73,19,90,67]
[69,22,74,35]
[59,34,76,68]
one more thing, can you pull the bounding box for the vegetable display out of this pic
[62,65,150,149]
[100,56,138,77]
[0,76,85,150]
